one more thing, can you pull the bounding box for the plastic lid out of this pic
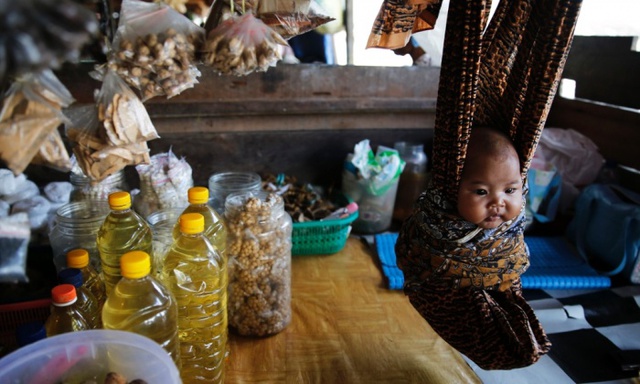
[16,322,46,347]
[108,191,131,210]
[66,249,89,268]
[58,268,84,288]
[188,186,209,204]
[179,213,205,234]
[120,251,151,279]
[51,284,77,304]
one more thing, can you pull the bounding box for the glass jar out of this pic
[393,142,429,223]
[208,172,262,215]
[49,201,111,273]
[224,191,292,336]
[69,170,128,203]
[146,208,183,275]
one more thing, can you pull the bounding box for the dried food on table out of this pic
[105,0,205,101]
[0,70,75,175]
[262,173,338,222]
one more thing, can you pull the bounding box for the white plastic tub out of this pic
[0,329,181,384]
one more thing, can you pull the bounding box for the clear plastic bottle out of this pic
[66,248,107,309]
[44,284,91,337]
[162,213,227,384]
[58,268,102,329]
[393,142,429,223]
[102,250,181,369]
[173,186,227,260]
[97,191,153,295]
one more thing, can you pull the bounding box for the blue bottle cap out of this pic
[58,268,84,288]
[16,322,46,347]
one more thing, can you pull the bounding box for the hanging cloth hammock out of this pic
[369,0,583,370]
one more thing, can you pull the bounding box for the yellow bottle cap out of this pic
[188,187,209,204]
[180,213,205,234]
[66,249,89,268]
[120,251,151,279]
[108,191,131,210]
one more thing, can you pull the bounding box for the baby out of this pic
[457,126,524,230]
[395,126,550,370]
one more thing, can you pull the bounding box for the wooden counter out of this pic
[225,237,480,383]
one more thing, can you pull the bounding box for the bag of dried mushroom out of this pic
[202,11,288,76]
[0,69,75,175]
[65,70,158,182]
[107,0,205,101]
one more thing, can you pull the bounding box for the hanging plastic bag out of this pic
[0,212,31,283]
[202,11,288,76]
[0,70,74,174]
[64,77,153,183]
[107,0,205,101]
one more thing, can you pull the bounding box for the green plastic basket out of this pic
[292,211,359,255]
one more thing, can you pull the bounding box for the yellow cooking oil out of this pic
[162,213,227,384]
[66,248,107,309]
[172,186,227,257]
[97,191,153,295]
[45,284,91,337]
[102,250,181,368]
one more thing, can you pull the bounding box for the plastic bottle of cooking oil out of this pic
[58,268,103,329]
[45,284,91,336]
[97,191,153,295]
[162,213,227,383]
[66,248,106,308]
[102,250,181,368]
[173,186,227,255]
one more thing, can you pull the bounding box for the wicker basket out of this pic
[292,212,358,255]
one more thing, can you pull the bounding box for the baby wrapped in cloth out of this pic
[396,184,550,370]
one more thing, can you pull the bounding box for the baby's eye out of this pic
[474,189,487,196]
[505,188,516,194]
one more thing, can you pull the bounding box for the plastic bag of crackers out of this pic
[107,0,205,101]
[64,70,158,182]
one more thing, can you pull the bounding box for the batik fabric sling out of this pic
[370,0,583,370]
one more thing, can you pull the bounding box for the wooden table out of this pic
[225,237,481,383]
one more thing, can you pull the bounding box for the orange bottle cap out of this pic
[66,249,89,268]
[52,284,77,304]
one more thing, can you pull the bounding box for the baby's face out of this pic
[457,153,523,229]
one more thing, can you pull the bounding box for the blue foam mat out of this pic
[374,234,611,290]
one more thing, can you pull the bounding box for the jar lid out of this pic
[121,251,151,279]
[188,187,209,204]
[66,249,89,268]
[58,268,84,288]
[179,213,205,234]
[52,284,77,304]
[108,191,131,210]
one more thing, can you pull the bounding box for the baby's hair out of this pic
[466,126,518,163]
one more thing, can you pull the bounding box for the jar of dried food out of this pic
[393,142,429,223]
[69,169,128,203]
[209,172,262,215]
[49,201,111,273]
[224,191,292,336]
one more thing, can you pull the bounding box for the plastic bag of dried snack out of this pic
[108,0,205,101]
[202,11,288,76]
[0,70,75,175]
[205,0,333,40]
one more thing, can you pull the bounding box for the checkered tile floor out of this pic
[467,285,640,383]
